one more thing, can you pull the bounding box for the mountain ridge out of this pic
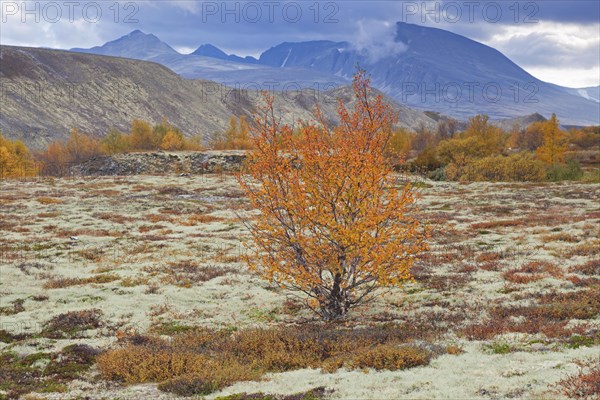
[68,24,599,125]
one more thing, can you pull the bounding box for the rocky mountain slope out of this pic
[0,45,436,149]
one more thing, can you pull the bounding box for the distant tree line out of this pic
[387,114,599,182]
[1,113,598,182]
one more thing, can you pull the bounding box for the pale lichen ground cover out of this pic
[0,173,598,399]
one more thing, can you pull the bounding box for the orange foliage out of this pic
[388,128,414,157]
[0,132,36,178]
[568,126,600,149]
[129,119,155,151]
[237,70,429,320]
[160,130,186,151]
[508,122,544,150]
[37,128,104,170]
[210,116,253,150]
[536,114,568,164]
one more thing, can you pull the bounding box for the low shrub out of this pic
[44,274,119,289]
[460,288,599,341]
[428,167,446,181]
[215,387,330,400]
[144,261,235,288]
[41,309,104,339]
[502,270,544,284]
[486,341,513,354]
[98,324,442,396]
[158,375,220,396]
[502,260,562,284]
[540,289,600,320]
[349,344,430,370]
[447,153,547,182]
[0,344,99,398]
[569,260,600,276]
[553,359,600,399]
[546,159,584,181]
[44,344,100,379]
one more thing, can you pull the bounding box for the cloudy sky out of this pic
[1,0,599,87]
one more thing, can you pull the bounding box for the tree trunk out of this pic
[319,274,350,320]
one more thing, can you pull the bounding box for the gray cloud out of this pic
[492,28,600,69]
[0,1,598,87]
[352,19,408,63]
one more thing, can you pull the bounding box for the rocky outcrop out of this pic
[70,151,246,176]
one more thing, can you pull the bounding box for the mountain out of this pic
[255,23,599,126]
[258,40,351,68]
[492,113,547,132]
[0,46,436,149]
[68,25,599,125]
[71,29,179,60]
[192,44,228,59]
[192,44,258,64]
[71,32,341,88]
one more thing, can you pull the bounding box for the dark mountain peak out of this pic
[71,29,179,59]
[258,40,349,67]
[192,44,228,58]
[530,112,547,121]
[190,44,259,64]
[120,30,163,43]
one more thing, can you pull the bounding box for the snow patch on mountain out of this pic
[576,87,600,103]
[281,49,292,67]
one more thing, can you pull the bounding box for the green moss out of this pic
[411,181,433,189]
[246,307,280,323]
[487,341,513,354]
[158,377,220,396]
[0,329,18,343]
[566,334,597,349]
[150,321,195,335]
[215,388,329,400]
[0,345,99,398]
[39,381,68,393]
[21,352,52,366]
[216,395,277,400]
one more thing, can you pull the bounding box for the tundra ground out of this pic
[0,173,598,399]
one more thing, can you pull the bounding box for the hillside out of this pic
[0,46,436,149]
[0,46,244,148]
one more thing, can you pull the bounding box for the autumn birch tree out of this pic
[536,114,568,164]
[237,70,428,320]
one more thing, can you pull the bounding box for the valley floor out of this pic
[0,174,598,399]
